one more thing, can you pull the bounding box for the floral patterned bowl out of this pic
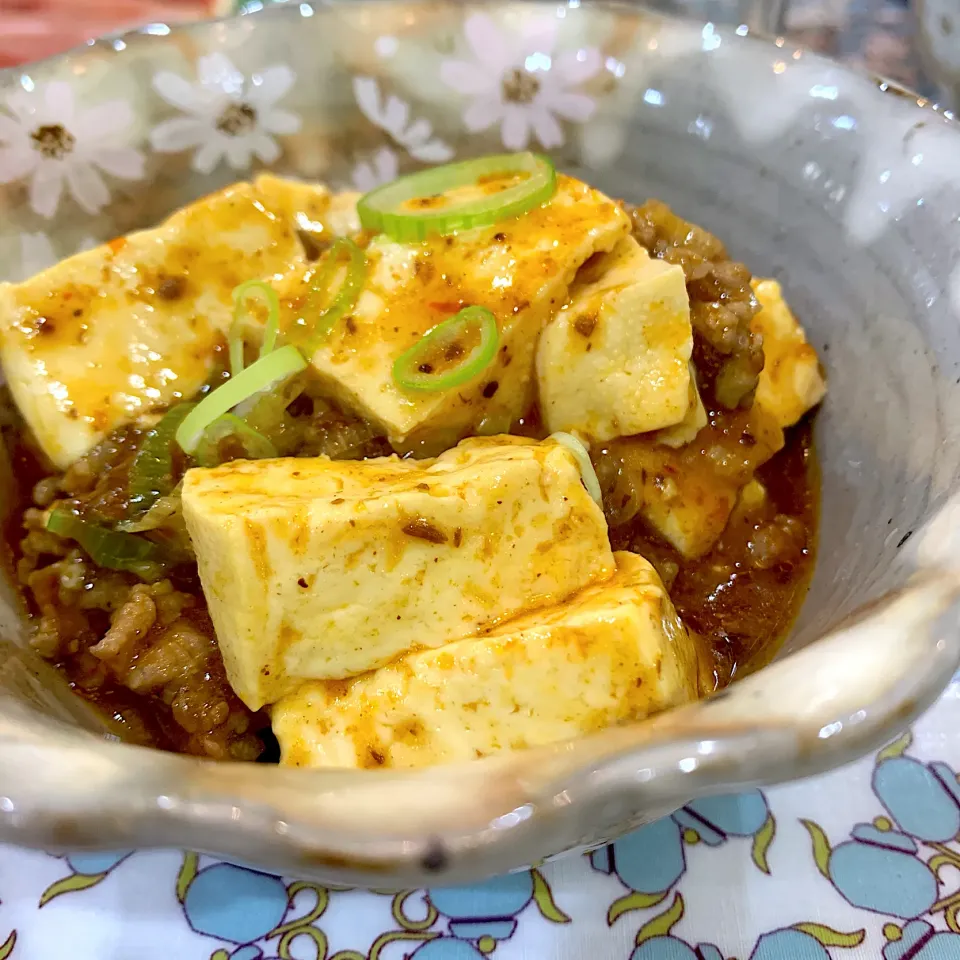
[2,0,960,887]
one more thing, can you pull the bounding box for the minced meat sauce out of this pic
[0,200,820,761]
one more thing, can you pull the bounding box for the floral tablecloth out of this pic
[0,0,955,958]
[5,684,960,960]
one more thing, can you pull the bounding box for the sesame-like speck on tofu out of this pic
[277,174,630,456]
[751,279,827,429]
[537,236,696,443]
[180,435,615,710]
[271,552,701,770]
[0,175,352,469]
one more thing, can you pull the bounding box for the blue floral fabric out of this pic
[4,676,960,959]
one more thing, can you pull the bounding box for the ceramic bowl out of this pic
[1,0,960,887]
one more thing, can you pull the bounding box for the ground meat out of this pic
[5,381,397,762]
[295,395,392,461]
[18,500,264,760]
[64,426,145,518]
[596,404,785,533]
[747,514,807,571]
[117,610,262,761]
[625,199,765,410]
[609,421,817,690]
[90,583,157,664]
[30,475,61,508]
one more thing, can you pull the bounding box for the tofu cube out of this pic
[272,552,701,769]
[181,436,615,709]
[601,405,785,559]
[537,237,694,443]
[0,176,360,469]
[278,174,630,456]
[254,174,362,239]
[752,279,827,429]
[655,363,707,448]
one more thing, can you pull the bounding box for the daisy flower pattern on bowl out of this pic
[351,145,400,192]
[353,76,453,163]
[440,13,602,150]
[14,231,97,282]
[149,52,302,174]
[0,81,144,219]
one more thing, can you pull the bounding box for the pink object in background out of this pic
[0,0,222,68]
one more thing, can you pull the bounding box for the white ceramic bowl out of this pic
[1,0,959,887]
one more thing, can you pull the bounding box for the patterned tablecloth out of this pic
[0,1,954,958]
[5,686,960,960]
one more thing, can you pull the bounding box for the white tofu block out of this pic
[537,237,695,443]
[602,405,785,559]
[272,552,701,769]
[656,363,707,448]
[253,174,361,239]
[277,174,631,456]
[181,436,615,709]
[752,279,827,429]
[0,176,349,468]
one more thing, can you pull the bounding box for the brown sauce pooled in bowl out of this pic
[603,417,817,692]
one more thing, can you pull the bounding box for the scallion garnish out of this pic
[229,280,281,376]
[228,318,245,379]
[195,413,278,467]
[549,432,603,507]
[292,237,367,355]
[392,306,499,393]
[47,505,169,578]
[128,402,195,513]
[357,153,557,242]
[116,489,183,533]
[175,344,307,455]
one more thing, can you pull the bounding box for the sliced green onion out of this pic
[128,403,195,512]
[392,306,499,393]
[292,238,367,354]
[233,376,306,456]
[357,153,557,242]
[116,490,182,533]
[228,325,245,379]
[47,505,169,578]
[195,413,278,468]
[228,280,281,376]
[175,344,307,455]
[549,432,603,507]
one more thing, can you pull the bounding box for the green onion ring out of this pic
[128,402,195,512]
[176,344,307,455]
[228,317,245,379]
[392,306,499,393]
[357,153,557,242]
[195,413,278,467]
[549,432,603,507]
[229,280,281,376]
[293,237,367,355]
[47,505,169,577]
[116,489,183,533]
